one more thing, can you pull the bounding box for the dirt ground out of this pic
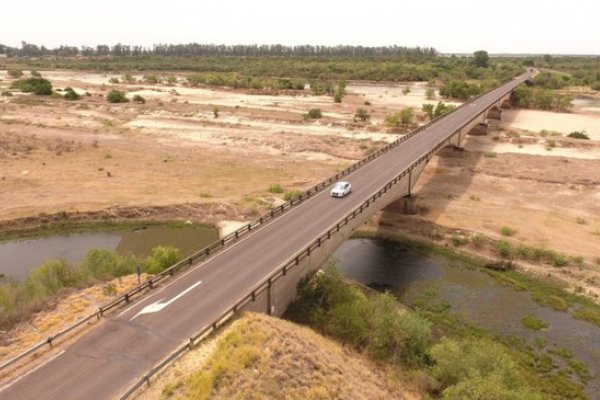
[1,70,599,299]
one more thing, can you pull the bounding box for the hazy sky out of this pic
[1,0,598,54]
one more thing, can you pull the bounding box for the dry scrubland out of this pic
[133,312,416,400]
[1,70,599,298]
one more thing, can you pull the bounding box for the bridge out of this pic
[1,71,534,399]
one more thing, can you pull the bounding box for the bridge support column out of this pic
[468,122,488,136]
[487,108,502,120]
[385,195,419,215]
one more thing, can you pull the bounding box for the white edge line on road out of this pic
[0,350,66,393]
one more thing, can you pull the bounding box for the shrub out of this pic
[107,90,129,103]
[132,94,146,104]
[1,90,12,97]
[430,338,541,399]
[425,87,435,99]
[521,314,549,331]
[144,246,180,274]
[63,87,80,101]
[496,240,513,258]
[144,75,159,84]
[283,190,304,201]
[567,130,590,140]
[268,184,284,193]
[439,80,481,100]
[30,70,42,78]
[212,106,219,118]
[12,77,53,95]
[109,77,120,84]
[305,108,322,119]
[8,69,23,78]
[354,108,370,121]
[500,226,517,237]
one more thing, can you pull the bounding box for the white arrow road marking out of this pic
[130,281,202,321]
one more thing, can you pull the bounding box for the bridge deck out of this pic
[1,72,533,400]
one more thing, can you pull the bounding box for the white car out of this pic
[330,181,352,198]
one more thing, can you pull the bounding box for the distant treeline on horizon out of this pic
[0,42,439,58]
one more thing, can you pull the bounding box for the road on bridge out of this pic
[1,72,533,399]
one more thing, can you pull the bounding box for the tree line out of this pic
[0,42,438,59]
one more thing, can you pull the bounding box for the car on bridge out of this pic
[330,181,352,198]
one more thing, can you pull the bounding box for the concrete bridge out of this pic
[1,71,535,400]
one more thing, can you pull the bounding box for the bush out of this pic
[12,77,53,95]
[425,87,435,99]
[8,69,23,78]
[439,80,481,100]
[30,70,42,78]
[385,108,414,127]
[521,314,549,331]
[500,226,517,237]
[132,94,146,104]
[305,108,322,119]
[268,184,284,193]
[1,90,12,97]
[107,90,129,103]
[430,338,541,399]
[63,87,80,101]
[354,108,370,122]
[567,130,589,140]
[283,190,304,201]
[144,246,180,274]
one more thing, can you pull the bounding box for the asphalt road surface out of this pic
[1,72,533,399]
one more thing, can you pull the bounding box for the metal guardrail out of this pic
[119,73,533,399]
[0,71,531,377]
[119,129,459,399]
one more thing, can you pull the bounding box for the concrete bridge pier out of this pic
[486,106,502,120]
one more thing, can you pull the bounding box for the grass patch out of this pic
[521,315,549,331]
[283,189,304,201]
[500,226,517,237]
[483,151,497,158]
[268,183,284,194]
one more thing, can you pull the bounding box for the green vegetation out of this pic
[7,69,23,78]
[0,246,180,330]
[431,338,541,399]
[11,77,53,95]
[521,315,549,331]
[268,184,284,194]
[500,226,517,237]
[511,85,572,112]
[472,50,490,68]
[289,263,550,399]
[212,106,219,118]
[425,87,435,99]
[132,94,146,104]
[439,80,481,100]
[385,108,414,128]
[567,130,590,140]
[334,80,347,103]
[289,263,431,366]
[1,90,12,97]
[422,102,455,120]
[305,108,322,119]
[106,90,128,103]
[63,87,80,101]
[354,107,370,121]
[352,232,600,329]
[283,190,304,201]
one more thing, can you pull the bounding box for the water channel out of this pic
[334,238,600,398]
[1,228,598,396]
[0,225,218,281]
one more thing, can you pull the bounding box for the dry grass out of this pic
[138,313,417,400]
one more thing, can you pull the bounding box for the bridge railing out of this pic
[119,124,462,399]
[0,72,529,377]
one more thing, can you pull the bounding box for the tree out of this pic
[473,50,490,68]
[354,108,370,122]
[144,246,180,274]
[422,103,435,120]
[399,108,414,126]
[107,90,129,103]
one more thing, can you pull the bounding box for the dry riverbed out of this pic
[1,70,599,301]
